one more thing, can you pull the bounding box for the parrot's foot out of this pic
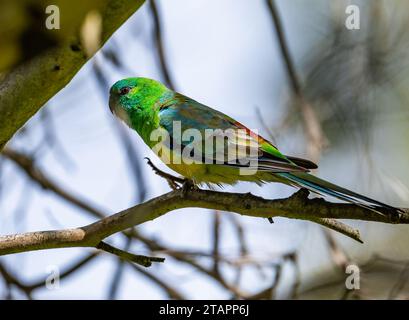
[181,179,197,197]
[144,157,197,194]
[144,157,184,190]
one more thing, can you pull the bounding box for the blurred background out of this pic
[1,0,409,299]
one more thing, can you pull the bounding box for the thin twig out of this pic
[212,211,222,276]
[129,264,186,299]
[323,229,351,270]
[266,0,327,161]
[2,148,106,219]
[247,264,282,299]
[96,241,165,267]
[312,218,363,243]
[149,0,176,90]
[107,237,132,299]
[0,252,99,297]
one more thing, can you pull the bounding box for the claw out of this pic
[144,157,185,189]
[181,179,196,197]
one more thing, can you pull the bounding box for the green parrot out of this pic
[109,77,400,217]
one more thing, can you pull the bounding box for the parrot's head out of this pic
[109,77,171,141]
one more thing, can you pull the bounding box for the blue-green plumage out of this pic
[109,77,401,217]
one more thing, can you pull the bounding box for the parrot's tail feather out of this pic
[278,172,401,217]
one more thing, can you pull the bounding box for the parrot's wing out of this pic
[284,156,318,170]
[158,94,308,173]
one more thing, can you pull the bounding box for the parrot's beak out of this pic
[108,95,115,115]
[108,95,131,128]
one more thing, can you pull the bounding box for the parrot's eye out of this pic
[119,87,131,95]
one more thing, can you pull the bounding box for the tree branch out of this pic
[0,252,99,297]
[0,0,146,150]
[0,186,407,258]
[96,241,164,267]
[149,0,176,90]
[266,0,327,160]
[129,264,186,299]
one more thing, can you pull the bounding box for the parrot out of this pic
[109,77,400,217]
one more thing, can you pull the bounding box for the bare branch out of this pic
[0,0,146,150]
[149,0,176,90]
[0,252,99,297]
[96,241,164,267]
[266,0,327,160]
[211,211,222,276]
[129,264,186,299]
[312,218,363,243]
[0,184,407,258]
[247,264,282,300]
[2,148,106,219]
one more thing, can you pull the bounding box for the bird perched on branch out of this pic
[109,77,400,217]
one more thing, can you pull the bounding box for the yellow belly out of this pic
[154,142,284,186]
